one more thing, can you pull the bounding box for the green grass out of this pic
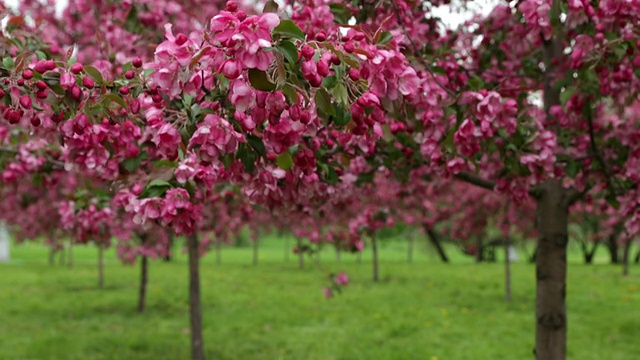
[0,237,639,359]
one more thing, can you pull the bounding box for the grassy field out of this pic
[0,237,639,360]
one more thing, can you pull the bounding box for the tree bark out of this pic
[505,236,512,302]
[138,255,149,313]
[535,180,569,360]
[475,235,483,263]
[98,245,105,288]
[425,225,449,263]
[252,239,259,266]
[164,233,174,262]
[187,233,205,360]
[622,239,632,277]
[372,233,379,282]
[584,241,599,264]
[607,234,619,264]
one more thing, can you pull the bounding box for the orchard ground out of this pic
[1,237,638,360]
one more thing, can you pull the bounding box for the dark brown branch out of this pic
[454,172,496,191]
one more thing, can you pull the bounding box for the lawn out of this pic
[0,237,638,359]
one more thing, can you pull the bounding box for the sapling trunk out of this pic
[252,239,259,266]
[371,233,379,282]
[504,236,511,302]
[137,255,148,313]
[187,233,205,360]
[98,245,105,288]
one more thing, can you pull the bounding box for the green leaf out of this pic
[331,103,351,126]
[275,41,299,64]
[276,152,294,170]
[272,20,306,41]
[329,4,350,24]
[332,83,349,105]
[2,57,14,69]
[322,75,338,89]
[237,143,257,173]
[468,76,484,91]
[247,134,266,156]
[314,89,335,121]
[102,93,127,109]
[84,65,104,85]
[139,179,172,199]
[121,156,142,173]
[248,68,276,91]
[377,31,393,46]
[560,86,575,105]
[565,159,580,178]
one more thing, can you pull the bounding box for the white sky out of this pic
[4,0,498,29]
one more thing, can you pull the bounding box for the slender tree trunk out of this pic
[505,237,512,302]
[98,245,104,288]
[607,234,619,264]
[425,226,449,263]
[187,233,205,360]
[215,239,222,265]
[58,243,66,266]
[584,241,599,264]
[138,255,149,312]
[284,236,290,262]
[49,246,56,266]
[622,239,632,277]
[252,239,259,266]
[529,246,538,263]
[634,248,640,264]
[164,234,173,262]
[67,240,74,268]
[371,233,379,282]
[407,231,414,264]
[535,180,569,360]
[296,238,304,269]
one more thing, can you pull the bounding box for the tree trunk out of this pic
[49,246,56,266]
[584,241,599,264]
[138,255,149,313]
[187,233,205,360]
[425,225,449,263]
[535,180,569,360]
[58,243,66,266]
[164,234,174,262]
[67,240,74,268]
[252,239,259,266]
[371,233,379,282]
[529,246,538,263]
[215,239,222,265]
[407,231,414,264]
[607,234,619,264]
[634,248,640,264]
[505,236,512,302]
[98,245,104,288]
[475,235,483,263]
[622,239,632,277]
[284,236,289,262]
[296,238,304,270]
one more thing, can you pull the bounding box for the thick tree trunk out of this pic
[425,225,449,263]
[187,233,205,360]
[215,239,222,265]
[252,239,259,266]
[138,255,148,313]
[407,231,414,264]
[535,180,569,360]
[622,240,632,277]
[505,236,512,302]
[371,233,379,282]
[607,234,619,264]
[475,235,483,263]
[98,245,104,288]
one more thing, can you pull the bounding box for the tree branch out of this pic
[454,172,495,190]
